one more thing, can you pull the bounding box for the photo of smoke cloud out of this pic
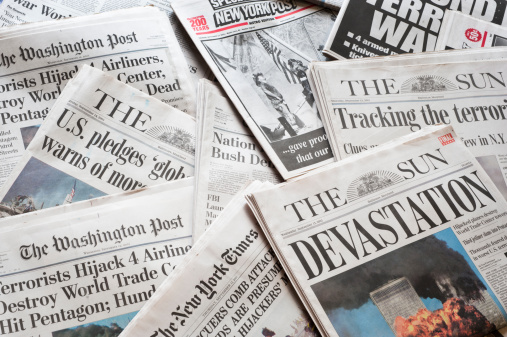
[0,157,105,217]
[202,10,335,143]
[476,155,507,200]
[311,229,507,337]
[52,311,138,337]
[20,125,40,149]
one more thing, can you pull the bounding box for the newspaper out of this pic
[322,0,507,60]
[0,178,194,337]
[121,181,320,337]
[0,7,196,189]
[194,79,281,240]
[436,10,507,50]
[246,125,507,337]
[0,65,195,218]
[0,0,213,85]
[304,0,343,11]
[172,0,338,180]
[308,49,507,200]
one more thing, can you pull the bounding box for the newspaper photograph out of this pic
[309,56,507,200]
[194,79,281,240]
[0,65,195,217]
[436,10,507,50]
[121,181,320,337]
[323,0,507,60]
[0,7,196,188]
[0,178,194,337]
[247,126,507,337]
[172,0,337,180]
[0,0,213,85]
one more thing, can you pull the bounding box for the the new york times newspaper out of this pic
[0,65,195,218]
[0,179,194,337]
[308,55,507,200]
[0,0,213,86]
[323,0,507,60]
[121,181,320,337]
[194,80,281,240]
[0,7,195,189]
[436,10,507,50]
[247,126,507,337]
[172,0,337,180]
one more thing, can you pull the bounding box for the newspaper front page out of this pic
[194,79,281,240]
[0,178,194,337]
[172,0,337,180]
[0,0,213,85]
[436,10,507,50]
[322,0,507,60]
[121,181,320,337]
[0,7,195,189]
[309,55,507,200]
[247,126,507,337]
[0,65,195,218]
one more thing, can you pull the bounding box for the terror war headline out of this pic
[0,32,139,69]
[208,0,297,28]
[283,148,499,280]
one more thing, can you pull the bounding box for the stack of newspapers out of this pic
[0,0,506,337]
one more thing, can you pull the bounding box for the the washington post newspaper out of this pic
[194,79,281,240]
[0,7,195,189]
[0,178,194,337]
[247,126,507,337]
[0,65,195,218]
[172,0,337,180]
[121,181,320,337]
[322,0,507,60]
[436,10,507,50]
[308,50,507,200]
[0,0,213,86]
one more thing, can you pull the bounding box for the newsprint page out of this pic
[172,0,337,180]
[0,7,195,189]
[247,126,507,337]
[0,179,194,337]
[0,65,195,217]
[194,79,281,240]
[122,181,319,337]
[323,0,507,60]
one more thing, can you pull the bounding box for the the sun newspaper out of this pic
[0,7,195,189]
[247,126,507,337]
[0,179,194,337]
[0,65,195,218]
[172,0,338,180]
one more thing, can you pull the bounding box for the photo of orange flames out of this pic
[394,298,495,337]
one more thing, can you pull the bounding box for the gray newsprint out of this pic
[194,79,281,240]
[323,0,507,60]
[247,126,507,337]
[0,65,195,218]
[309,51,507,200]
[0,0,213,85]
[437,10,507,50]
[0,179,194,337]
[121,181,320,337]
[0,7,195,189]
[172,0,338,180]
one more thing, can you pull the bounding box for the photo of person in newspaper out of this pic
[311,228,507,337]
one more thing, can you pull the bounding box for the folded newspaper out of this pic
[308,47,507,200]
[0,7,196,188]
[322,0,507,60]
[0,0,213,85]
[193,79,281,240]
[0,65,195,217]
[121,181,320,337]
[0,179,194,337]
[436,10,507,50]
[172,0,338,180]
[247,125,507,337]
